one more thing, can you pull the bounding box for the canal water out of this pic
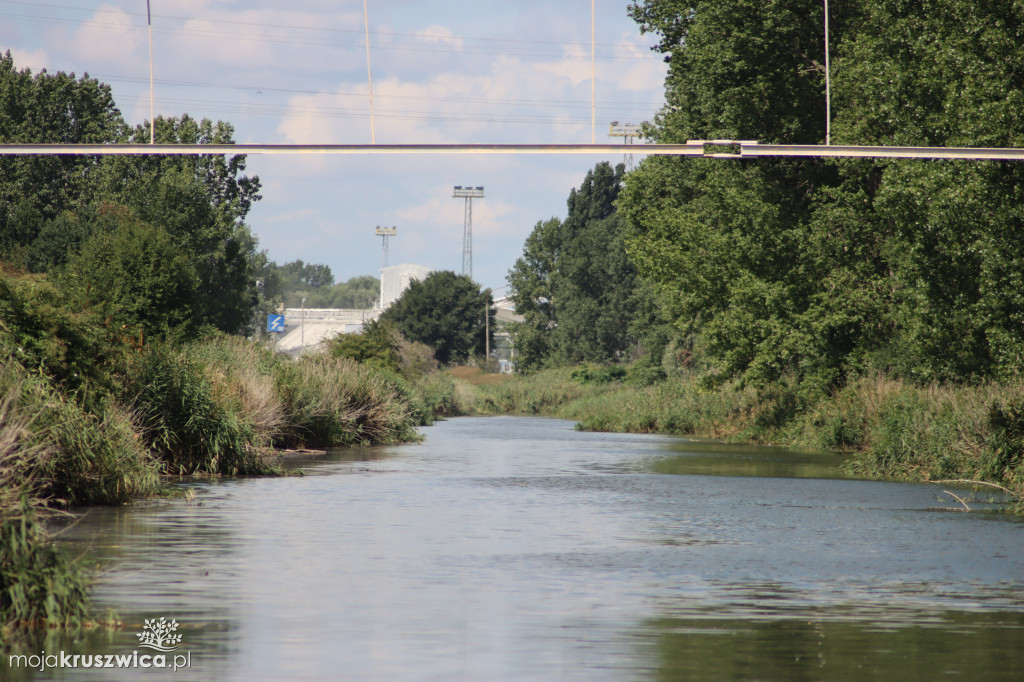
[10,416,1024,680]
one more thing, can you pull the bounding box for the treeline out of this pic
[621,0,1024,389]
[503,1,1024,501]
[512,1,1024,390]
[260,260,379,310]
[0,52,267,340]
[508,162,651,372]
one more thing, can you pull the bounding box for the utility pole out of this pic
[609,122,643,170]
[824,0,831,145]
[300,296,306,355]
[375,225,396,269]
[453,186,484,279]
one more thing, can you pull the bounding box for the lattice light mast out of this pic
[375,225,396,268]
[453,186,484,279]
[609,122,643,171]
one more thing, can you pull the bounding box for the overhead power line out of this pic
[0,3,659,61]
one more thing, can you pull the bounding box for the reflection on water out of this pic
[7,416,1023,681]
[645,610,1024,682]
[651,439,850,479]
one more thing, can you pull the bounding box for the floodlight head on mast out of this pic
[453,186,484,198]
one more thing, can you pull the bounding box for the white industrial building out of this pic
[380,264,433,310]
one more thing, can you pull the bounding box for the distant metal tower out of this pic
[609,122,643,170]
[453,186,484,279]
[375,225,396,268]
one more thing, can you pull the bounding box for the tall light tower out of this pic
[609,122,643,171]
[375,225,396,268]
[453,186,484,279]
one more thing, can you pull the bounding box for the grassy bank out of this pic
[1,266,462,641]
[464,367,1024,507]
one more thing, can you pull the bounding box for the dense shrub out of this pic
[274,355,419,448]
[121,342,277,475]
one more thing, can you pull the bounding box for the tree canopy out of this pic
[380,271,492,365]
[0,52,264,339]
[507,162,648,371]
[618,0,1024,387]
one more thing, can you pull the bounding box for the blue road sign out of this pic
[267,314,285,333]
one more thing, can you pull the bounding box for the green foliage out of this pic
[0,268,115,396]
[34,388,160,506]
[571,364,626,384]
[0,51,126,263]
[60,208,202,341]
[256,262,379,312]
[508,163,650,370]
[1,501,90,635]
[120,342,276,476]
[273,355,418,448]
[620,0,1024,388]
[380,271,492,365]
[1,51,264,338]
[328,320,401,373]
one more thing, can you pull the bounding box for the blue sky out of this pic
[2,0,667,291]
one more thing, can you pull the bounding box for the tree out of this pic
[92,115,263,335]
[380,271,492,365]
[0,52,265,337]
[621,0,1024,386]
[0,52,125,263]
[60,206,201,341]
[507,162,646,370]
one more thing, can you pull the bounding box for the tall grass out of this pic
[185,335,286,447]
[274,355,419,448]
[121,342,278,475]
[0,365,90,639]
[38,394,161,505]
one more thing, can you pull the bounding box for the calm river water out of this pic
[9,416,1024,681]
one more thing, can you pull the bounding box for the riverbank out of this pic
[462,367,1024,509]
[0,270,459,642]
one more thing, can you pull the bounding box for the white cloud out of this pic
[68,4,143,69]
[414,25,463,51]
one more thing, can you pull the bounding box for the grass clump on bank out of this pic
[274,355,419,448]
[0,368,90,639]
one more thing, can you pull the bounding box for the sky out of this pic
[1,0,668,292]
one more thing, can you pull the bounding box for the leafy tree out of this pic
[0,52,125,263]
[92,115,263,335]
[380,271,492,365]
[622,0,1024,387]
[59,206,201,341]
[508,162,647,370]
[0,53,265,337]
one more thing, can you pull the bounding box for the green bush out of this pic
[571,363,626,384]
[327,320,400,373]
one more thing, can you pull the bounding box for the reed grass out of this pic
[120,342,278,476]
[273,355,420,448]
[0,365,90,640]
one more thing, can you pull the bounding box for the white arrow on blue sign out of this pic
[267,314,285,333]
